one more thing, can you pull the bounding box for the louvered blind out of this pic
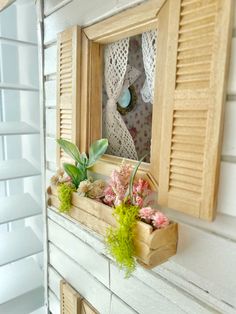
[158,0,233,220]
[56,26,81,166]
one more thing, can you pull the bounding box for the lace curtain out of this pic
[141,30,157,104]
[103,38,138,160]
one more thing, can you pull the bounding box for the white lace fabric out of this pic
[103,38,138,160]
[141,30,157,104]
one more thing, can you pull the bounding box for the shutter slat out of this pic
[0,227,43,266]
[158,0,233,220]
[0,193,41,225]
[56,26,81,166]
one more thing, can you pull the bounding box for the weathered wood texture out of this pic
[44,0,236,313]
[48,210,235,313]
[48,185,178,269]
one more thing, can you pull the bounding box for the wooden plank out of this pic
[110,263,185,314]
[49,243,111,313]
[228,37,236,95]
[110,295,137,314]
[133,264,216,314]
[217,161,236,216]
[167,223,236,308]
[47,207,236,312]
[44,0,141,44]
[44,44,57,76]
[155,262,236,314]
[48,219,110,287]
[49,290,60,314]
[46,109,56,137]
[222,101,236,156]
[44,0,72,17]
[46,137,56,164]
[45,80,56,108]
[46,169,55,187]
[47,208,105,254]
[49,266,63,299]
[84,0,165,43]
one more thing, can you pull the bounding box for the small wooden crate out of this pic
[48,185,178,269]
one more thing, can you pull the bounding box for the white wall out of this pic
[44,1,236,313]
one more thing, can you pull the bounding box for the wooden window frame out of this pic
[79,0,168,191]
[60,0,233,221]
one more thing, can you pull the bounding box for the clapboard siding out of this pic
[222,101,236,157]
[43,0,146,44]
[48,207,236,313]
[49,267,61,299]
[48,219,110,287]
[46,137,56,163]
[44,0,72,17]
[217,161,236,217]
[49,290,60,314]
[228,38,236,95]
[155,262,236,314]
[168,224,236,308]
[46,109,56,137]
[44,0,236,313]
[44,45,57,76]
[110,264,185,314]
[48,208,106,254]
[110,295,137,314]
[45,80,56,108]
[49,265,137,314]
[49,243,111,313]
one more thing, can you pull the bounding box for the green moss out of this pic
[57,183,75,213]
[106,202,139,277]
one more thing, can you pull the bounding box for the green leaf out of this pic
[129,155,147,204]
[57,139,81,164]
[63,163,84,188]
[77,163,87,181]
[80,152,89,166]
[87,138,108,168]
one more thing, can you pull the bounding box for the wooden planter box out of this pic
[48,185,178,269]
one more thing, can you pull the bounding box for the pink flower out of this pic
[103,185,116,206]
[132,178,152,208]
[134,195,144,208]
[139,207,155,223]
[103,161,132,207]
[151,211,169,229]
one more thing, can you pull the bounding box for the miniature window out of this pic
[102,32,157,163]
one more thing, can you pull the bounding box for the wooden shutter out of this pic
[158,0,233,220]
[81,300,99,314]
[60,280,82,314]
[56,25,81,166]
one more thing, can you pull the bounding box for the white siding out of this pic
[44,1,236,313]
